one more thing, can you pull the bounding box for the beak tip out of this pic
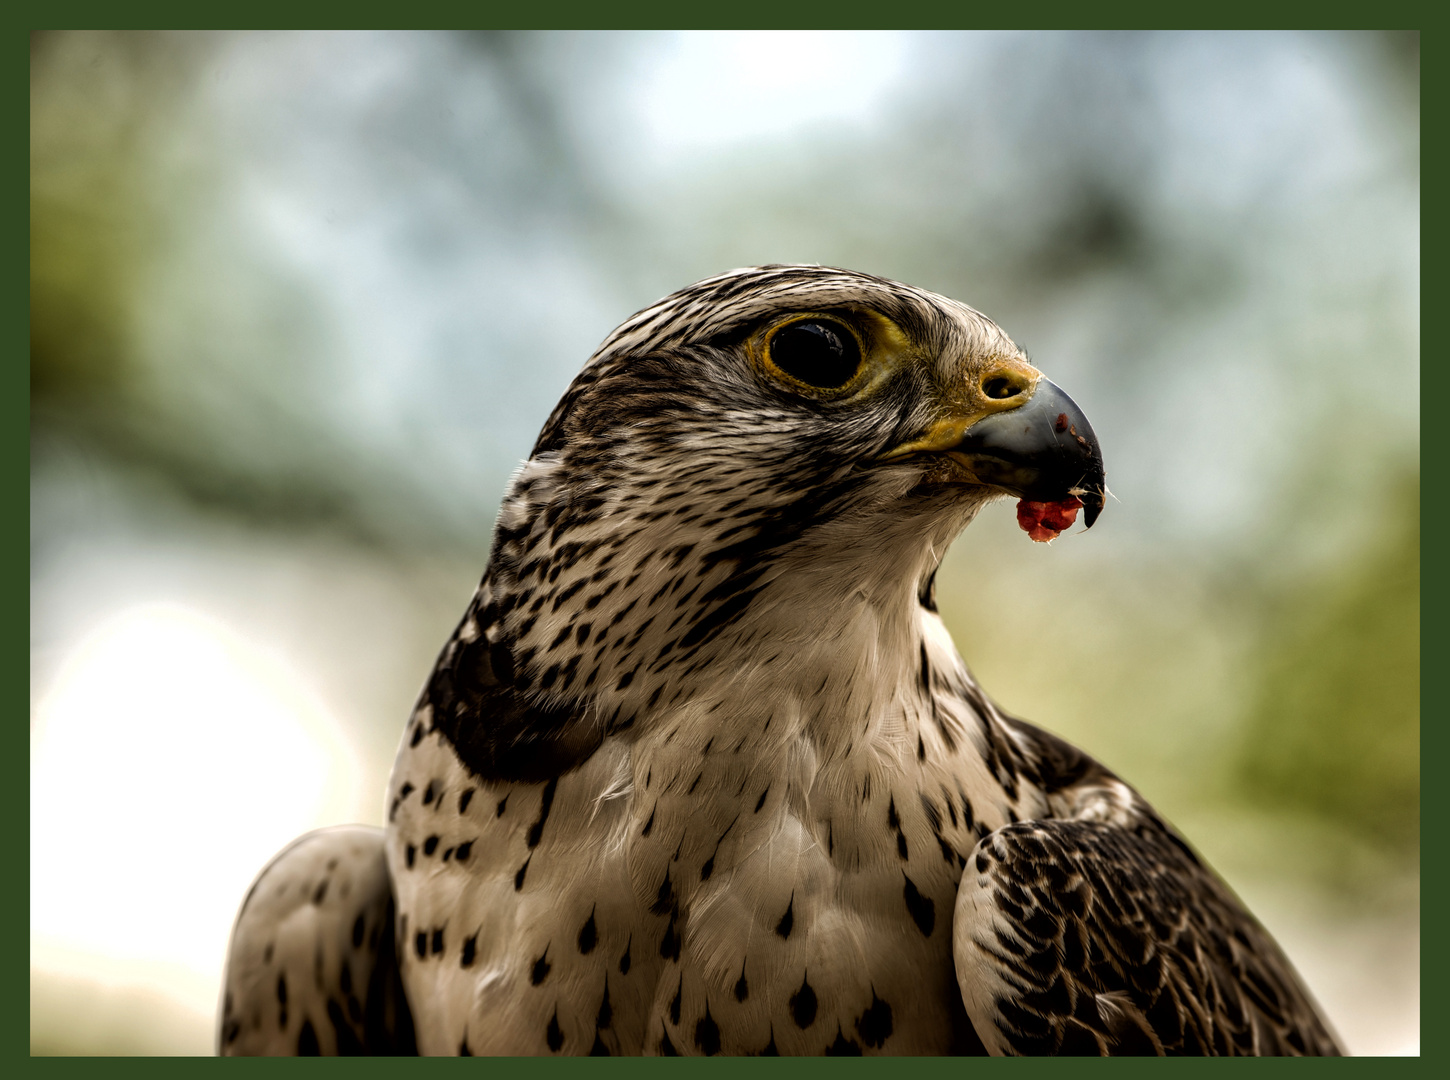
[944,377,1108,531]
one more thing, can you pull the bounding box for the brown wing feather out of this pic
[953,810,1342,1056]
[948,714,1341,1056]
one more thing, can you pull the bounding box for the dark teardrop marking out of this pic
[790,973,818,1029]
[775,895,795,939]
[694,1006,722,1056]
[660,1031,679,1055]
[619,938,632,975]
[856,991,894,1049]
[825,1026,862,1055]
[670,976,683,1026]
[545,1010,564,1053]
[661,916,681,956]
[651,870,675,915]
[596,979,613,1029]
[577,909,598,954]
[461,934,477,968]
[526,778,558,848]
[734,962,749,1003]
[297,1020,320,1055]
[531,947,552,986]
[903,873,936,937]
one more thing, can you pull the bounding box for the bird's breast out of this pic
[386,648,1047,1055]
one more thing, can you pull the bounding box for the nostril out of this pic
[983,376,1022,400]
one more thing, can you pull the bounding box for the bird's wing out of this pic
[951,722,1342,1056]
[219,825,416,1055]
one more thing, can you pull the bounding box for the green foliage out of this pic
[30,118,144,403]
[1235,472,1420,851]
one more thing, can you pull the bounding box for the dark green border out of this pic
[25,24,1424,1068]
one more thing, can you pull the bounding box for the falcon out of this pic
[219,265,1342,1056]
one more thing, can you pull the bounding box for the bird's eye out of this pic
[766,319,863,390]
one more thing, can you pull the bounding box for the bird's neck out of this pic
[484,455,1002,825]
[616,523,981,835]
[483,454,980,743]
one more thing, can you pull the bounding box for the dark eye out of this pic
[767,320,862,389]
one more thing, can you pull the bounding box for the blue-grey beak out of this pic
[953,379,1106,527]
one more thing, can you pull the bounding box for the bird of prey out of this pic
[220,265,1342,1056]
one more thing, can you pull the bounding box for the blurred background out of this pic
[30,31,1418,1055]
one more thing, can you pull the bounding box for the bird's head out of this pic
[444,266,1105,777]
[514,263,1102,574]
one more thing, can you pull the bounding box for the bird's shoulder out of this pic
[948,713,1341,1056]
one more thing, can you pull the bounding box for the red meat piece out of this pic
[1016,496,1083,542]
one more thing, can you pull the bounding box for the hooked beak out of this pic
[884,379,1107,528]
